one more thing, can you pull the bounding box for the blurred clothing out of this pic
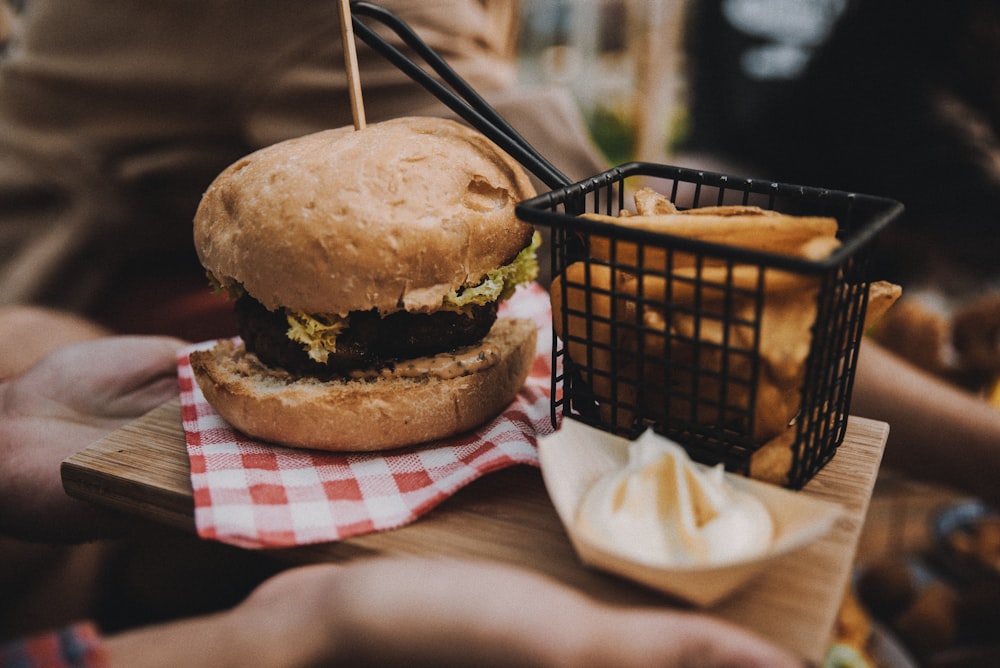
[0,621,107,667]
[0,0,605,339]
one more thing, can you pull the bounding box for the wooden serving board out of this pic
[62,398,888,663]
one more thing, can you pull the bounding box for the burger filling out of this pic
[220,232,540,380]
[236,296,500,379]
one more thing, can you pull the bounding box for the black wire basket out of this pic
[517,162,902,489]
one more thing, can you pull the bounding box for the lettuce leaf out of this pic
[441,231,541,314]
[285,311,348,363]
[232,232,540,362]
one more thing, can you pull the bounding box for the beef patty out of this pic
[235,295,499,379]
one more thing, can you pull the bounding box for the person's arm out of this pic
[853,340,1000,505]
[103,557,802,668]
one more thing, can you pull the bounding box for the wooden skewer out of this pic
[338,0,366,130]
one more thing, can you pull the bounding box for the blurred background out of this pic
[514,0,687,166]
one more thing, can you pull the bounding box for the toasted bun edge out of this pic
[188,318,538,452]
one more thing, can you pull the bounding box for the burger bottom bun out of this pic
[189,318,538,452]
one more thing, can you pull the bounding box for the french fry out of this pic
[633,187,776,218]
[750,428,796,485]
[591,288,805,444]
[583,211,839,253]
[752,294,817,442]
[633,186,678,215]
[678,205,778,217]
[641,288,814,444]
[757,286,822,385]
[864,280,903,330]
[550,263,641,430]
[799,234,843,261]
[748,281,903,484]
[637,304,757,433]
[619,264,816,305]
[551,186,902,485]
[584,210,840,269]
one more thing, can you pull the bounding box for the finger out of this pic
[667,616,804,668]
[29,336,186,420]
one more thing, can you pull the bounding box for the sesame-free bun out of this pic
[193,116,536,316]
[188,317,537,452]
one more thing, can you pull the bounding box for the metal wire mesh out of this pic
[518,162,902,488]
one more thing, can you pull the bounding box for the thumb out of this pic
[35,336,188,419]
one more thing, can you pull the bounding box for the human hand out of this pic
[0,305,111,378]
[128,557,799,668]
[0,336,186,542]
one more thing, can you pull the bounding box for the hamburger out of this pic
[189,116,540,451]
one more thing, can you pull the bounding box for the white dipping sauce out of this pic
[576,431,774,566]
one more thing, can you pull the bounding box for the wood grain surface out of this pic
[62,398,888,663]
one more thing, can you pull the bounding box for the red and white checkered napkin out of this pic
[176,283,553,549]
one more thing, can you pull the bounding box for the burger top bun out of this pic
[193,116,537,316]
